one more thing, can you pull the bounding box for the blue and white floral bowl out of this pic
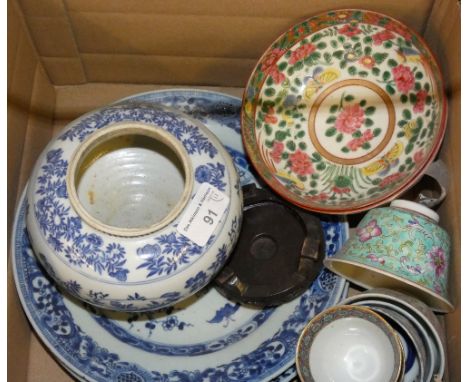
[25,101,242,311]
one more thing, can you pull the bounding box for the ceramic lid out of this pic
[215,184,324,306]
[390,199,439,222]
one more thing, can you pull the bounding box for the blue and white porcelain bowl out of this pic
[25,102,242,311]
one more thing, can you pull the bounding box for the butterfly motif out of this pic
[402,119,419,139]
[206,303,240,328]
[360,141,404,177]
[303,67,341,100]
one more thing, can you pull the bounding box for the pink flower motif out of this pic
[392,64,415,94]
[359,55,376,69]
[379,172,404,188]
[338,24,362,37]
[289,150,314,176]
[371,30,395,45]
[357,219,382,242]
[268,66,286,84]
[427,246,446,278]
[413,149,424,164]
[332,186,351,194]
[264,107,278,124]
[288,43,316,65]
[335,103,365,134]
[261,48,285,72]
[386,21,412,41]
[367,254,385,265]
[346,129,374,151]
[270,141,284,163]
[413,90,428,113]
[307,192,329,201]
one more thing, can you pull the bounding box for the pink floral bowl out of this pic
[241,9,447,214]
[324,200,453,312]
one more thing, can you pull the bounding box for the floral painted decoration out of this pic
[242,9,447,214]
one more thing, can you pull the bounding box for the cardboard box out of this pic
[7,0,460,380]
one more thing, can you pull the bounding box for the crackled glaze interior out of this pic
[68,123,193,236]
[242,10,446,213]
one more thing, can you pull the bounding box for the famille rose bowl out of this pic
[241,9,447,214]
[325,200,452,312]
[25,101,242,312]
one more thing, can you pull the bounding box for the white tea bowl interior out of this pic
[296,305,403,382]
[26,102,242,311]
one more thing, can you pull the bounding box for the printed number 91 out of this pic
[203,209,218,225]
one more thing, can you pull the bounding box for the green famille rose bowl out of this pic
[241,9,447,214]
[324,200,452,312]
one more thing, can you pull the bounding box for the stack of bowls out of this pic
[341,289,446,382]
[296,289,445,382]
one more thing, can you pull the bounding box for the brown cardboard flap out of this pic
[20,0,436,86]
[81,54,257,86]
[25,16,80,57]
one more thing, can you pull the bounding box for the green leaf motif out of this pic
[387,58,398,68]
[344,94,355,102]
[331,40,338,49]
[317,42,327,49]
[352,130,362,138]
[371,67,381,76]
[365,106,376,116]
[403,109,412,120]
[266,77,274,86]
[373,52,388,64]
[386,84,395,95]
[339,60,347,69]
[264,88,276,97]
[362,142,371,150]
[326,116,337,124]
[279,120,286,128]
[358,71,368,78]
[330,104,339,113]
[373,128,382,137]
[341,147,350,153]
[286,141,296,151]
[311,33,322,42]
[316,162,326,171]
[296,130,306,138]
[275,130,289,141]
[383,71,391,81]
[405,143,414,155]
[294,78,302,87]
[400,94,408,103]
[363,36,373,44]
[336,133,343,142]
[348,66,357,76]
[364,46,372,55]
[383,41,393,49]
[397,131,405,138]
[333,50,344,59]
[264,140,274,148]
[278,62,287,71]
[365,118,373,127]
[415,71,423,80]
[312,152,322,161]
[325,127,337,137]
[287,67,294,76]
[265,124,273,136]
[359,99,367,107]
[299,142,307,150]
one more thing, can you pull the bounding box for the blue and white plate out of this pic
[13,89,348,382]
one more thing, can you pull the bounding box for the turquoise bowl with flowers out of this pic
[324,199,452,312]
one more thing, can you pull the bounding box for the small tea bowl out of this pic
[324,199,452,312]
[296,305,403,382]
[26,102,242,311]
